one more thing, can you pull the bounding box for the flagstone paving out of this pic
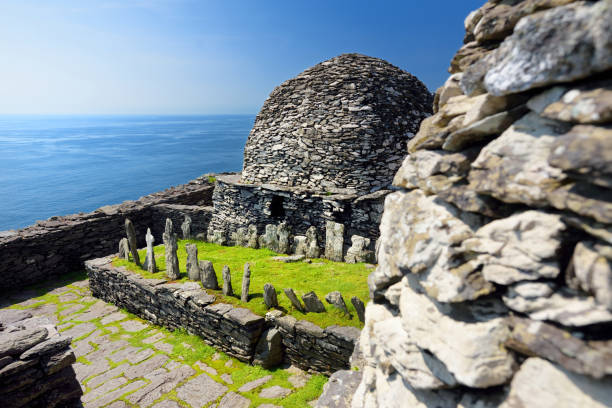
[1,273,327,407]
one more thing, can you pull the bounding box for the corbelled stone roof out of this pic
[241,53,432,194]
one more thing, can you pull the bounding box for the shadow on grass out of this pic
[0,269,88,308]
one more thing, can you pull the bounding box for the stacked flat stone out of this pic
[0,310,81,407]
[347,1,612,407]
[242,53,432,194]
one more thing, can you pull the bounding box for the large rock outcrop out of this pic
[350,1,612,407]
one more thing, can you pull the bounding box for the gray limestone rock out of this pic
[185,244,200,281]
[483,1,612,96]
[325,221,344,262]
[181,215,192,240]
[20,335,72,360]
[163,218,180,280]
[207,229,227,246]
[499,357,612,408]
[305,226,321,258]
[350,296,365,323]
[283,288,305,313]
[277,222,291,254]
[400,280,516,388]
[566,241,612,310]
[344,235,373,263]
[503,282,612,327]
[325,291,351,318]
[315,370,362,408]
[222,265,233,296]
[118,238,130,260]
[302,291,326,313]
[241,263,251,303]
[462,211,565,285]
[231,227,249,247]
[125,218,141,267]
[143,228,157,274]
[199,260,219,290]
[253,328,283,369]
[272,255,305,263]
[263,283,278,309]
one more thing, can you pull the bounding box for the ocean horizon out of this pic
[0,114,254,231]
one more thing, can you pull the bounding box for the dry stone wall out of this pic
[348,1,612,407]
[0,309,81,408]
[0,176,217,290]
[241,53,433,194]
[86,257,359,374]
[208,174,387,252]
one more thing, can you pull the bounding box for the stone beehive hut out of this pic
[207,54,432,252]
[316,1,612,407]
[241,53,433,194]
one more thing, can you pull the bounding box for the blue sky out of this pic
[0,0,485,115]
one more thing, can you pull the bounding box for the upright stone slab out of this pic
[260,224,279,252]
[293,236,307,256]
[246,224,259,248]
[351,296,365,323]
[241,263,251,303]
[199,260,219,290]
[263,283,279,309]
[222,265,233,296]
[163,218,180,280]
[302,291,326,313]
[283,288,305,312]
[232,227,249,247]
[185,243,200,281]
[325,291,351,318]
[144,228,157,273]
[344,235,374,263]
[306,226,321,258]
[118,238,130,260]
[277,222,291,254]
[325,221,344,262]
[181,216,192,240]
[125,218,141,266]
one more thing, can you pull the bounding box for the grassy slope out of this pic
[113,240,370,328]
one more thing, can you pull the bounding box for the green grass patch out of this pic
[113,240,370,328]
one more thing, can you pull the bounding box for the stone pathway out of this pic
[1,275,325,407]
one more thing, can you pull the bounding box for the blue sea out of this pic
[0,115,254,231]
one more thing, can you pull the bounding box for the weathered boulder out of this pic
[277,222,291,254]
[246,224,259,248]
[293,235,307,256]
[315,370,362,408]
[260,224,279,252]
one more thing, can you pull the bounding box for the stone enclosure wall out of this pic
[347,1,612,407]
[0,309,81,408]
[0,176,217,290]
[86,257,359,375]
[241,53,433,195]
[207,174,386,253]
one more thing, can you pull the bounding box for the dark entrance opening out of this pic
[270,195,285,218]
